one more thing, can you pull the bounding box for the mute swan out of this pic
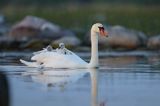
[20,23,108,68]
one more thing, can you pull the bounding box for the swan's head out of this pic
[59,43,65,49]
[91,23,108,37]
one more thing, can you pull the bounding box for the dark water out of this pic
[0,51,160,106]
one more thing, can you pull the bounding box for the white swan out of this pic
[20,23,108,68]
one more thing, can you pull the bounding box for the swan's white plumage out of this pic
[20,23,108,68]
[31,51,87,68]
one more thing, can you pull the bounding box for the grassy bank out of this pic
[1,3,160,38]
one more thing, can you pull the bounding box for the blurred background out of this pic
[1,1,160,106]
[0,0,160,51]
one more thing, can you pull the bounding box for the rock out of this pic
[85,25,147,49]
[0,14,5,24]
[9,16,63,40]
[0,26,8,36]
[106,25,147,49]
[20,39,50,50]
[7,15,81,50]
[0,35,49,50]
[147,35,160,49]
[0,14,9,36]
[0,36,20,50]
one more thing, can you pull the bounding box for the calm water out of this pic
[0,51,160,106]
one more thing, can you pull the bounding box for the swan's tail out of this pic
[20,59,40,67]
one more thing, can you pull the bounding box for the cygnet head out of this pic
[91,23,108,37]
[59,43,65,49]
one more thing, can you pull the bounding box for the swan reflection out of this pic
[22,68,102,106]
[22,68,88,90]
[90,69,98,106]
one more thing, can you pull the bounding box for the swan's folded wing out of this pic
[31,52,58,62]
[31,51,87,68]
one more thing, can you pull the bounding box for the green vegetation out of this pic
[1,0,160,5]
[1,3,160,38]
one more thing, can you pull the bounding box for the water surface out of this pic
[0,51,160,106]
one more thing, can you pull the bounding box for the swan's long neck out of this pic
[89,30,99,68]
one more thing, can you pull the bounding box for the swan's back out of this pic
[31,51,88,68]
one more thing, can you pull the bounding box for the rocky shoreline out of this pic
[0,15,160,51]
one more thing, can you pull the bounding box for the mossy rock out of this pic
[20,39,50,50]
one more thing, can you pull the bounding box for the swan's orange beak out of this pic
[99,27,108,37]
[100,30,108,37]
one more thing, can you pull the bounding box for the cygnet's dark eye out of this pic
[98,27,104,31]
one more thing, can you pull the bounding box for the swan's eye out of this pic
[98,26,108,37]
[98,27,104,31]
